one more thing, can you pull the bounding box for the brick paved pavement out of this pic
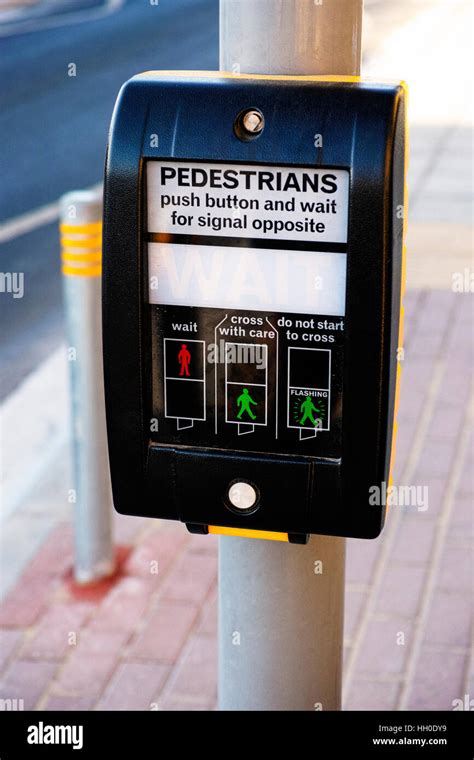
[0,286,471,711]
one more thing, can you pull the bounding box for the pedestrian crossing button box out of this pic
[103,71,407,543]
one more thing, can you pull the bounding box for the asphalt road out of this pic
[0,0,218,399]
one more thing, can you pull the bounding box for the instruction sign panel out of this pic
[147,160,349,243]
[147,160,348,458]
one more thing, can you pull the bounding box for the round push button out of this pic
[234,108,265,141]
[227,481,258,511]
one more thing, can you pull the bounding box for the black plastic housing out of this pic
[103,72,406,540]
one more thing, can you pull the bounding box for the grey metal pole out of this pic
[220,0,363,76]
[219,0,363,711]
[60,190,115,584]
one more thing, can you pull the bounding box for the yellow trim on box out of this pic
[60,222,102,235]
[208,526,288,542]
[388,81,409,492]
[136,71,410,86]
[401,243,407,294]
[136,72,408,95]
[398,304,405,363]
[61,265,102,277]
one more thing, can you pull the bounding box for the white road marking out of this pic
[0,182,102,244]
[0,200,59,244]
[0,0,124,37]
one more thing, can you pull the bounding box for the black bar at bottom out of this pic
[0,710,470,755]
[147,231,347,254]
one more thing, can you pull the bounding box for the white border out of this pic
[287,347,331,431]
[224,342,268,427]
[163,338,206,421]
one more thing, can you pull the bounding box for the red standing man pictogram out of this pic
[178,343,191,377]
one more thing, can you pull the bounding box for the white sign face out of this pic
[147,161,349,316]
[147,161,349,244]
[147,160,348,454]
[148,242,346,316]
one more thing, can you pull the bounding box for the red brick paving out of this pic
[97,662,170,711]
[129,598,201,664]
[0,660,58,710]
[0,289,472,711]
[342,285,473,711]
[124,527,188,581]
[88,576,154,633]
[20,602,93,659]
[0,630,22,673]
[344,680,401,712]
[160,553,216,605]
[406,649,468,711]
[52,649,122,698]
[355,618,415,676]
[196,592,217,637]
[391,516,437,565]
[375,564,427,619]
[159,695,215,711]
[166,634,217,702]
[0,571,58,628]
[42,695,97,711]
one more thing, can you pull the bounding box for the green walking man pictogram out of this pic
[299,396,320,427]
[236,388,258,421]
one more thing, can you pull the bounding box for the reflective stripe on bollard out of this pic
[60,221,102,278]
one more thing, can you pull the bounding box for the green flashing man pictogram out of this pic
[236,388,258,421]
[299,396,320,427]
